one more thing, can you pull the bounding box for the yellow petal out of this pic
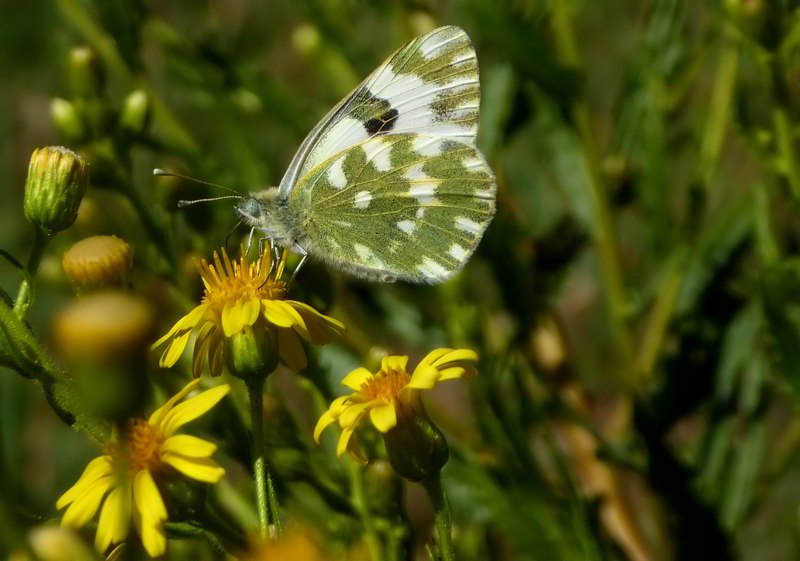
[150,305,209,350]
[277,328,307,371]
[221,301,248,337]
[94,483,131,553]
[269,301,311,339]
[160,434,217,458]
[159,384,231,437]
[262,301,303,329]
[148,379,202,427]
[209,333,224,377]
[159,331,191,368]
[369,403,397,433]
[429,348,478,368]
[287,301,345,342]
[191,322,216,378]
[339,401,371,429]
[336,427,355,457]
[242,296,262,326]
[162,453,225,483]
[313,410,337,442]
[341,367,372,390]
[406,364,440,390]
[57,455,113,509]
[437,365,476,380]
[416,347,453,369]
[60,473,115,528]
[132,471,167,558]
[382,355,408,373]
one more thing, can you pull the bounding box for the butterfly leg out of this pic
[287,245,308,287]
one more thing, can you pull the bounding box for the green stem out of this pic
[347,462,385,561]
[550,3,633,373]
[635,23,739,385]
[422,472,454,561]
[773,104,800,199]
[13,228,48,317]
[245,376,281,538]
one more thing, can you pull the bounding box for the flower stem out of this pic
[13,228,48,317]
[422,473,454,561]
[346,462,386,561]
[245,376,281,538]
[550,2,633,374]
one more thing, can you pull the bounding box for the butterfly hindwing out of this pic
[278,26,481,197]
[287,133,495,282]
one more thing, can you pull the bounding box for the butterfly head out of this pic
[234,188,292,242]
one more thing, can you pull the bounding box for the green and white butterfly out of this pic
[235,25,496,283]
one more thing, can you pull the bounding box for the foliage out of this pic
[2,0,800,560]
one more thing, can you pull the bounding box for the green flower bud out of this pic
[50,98,86,142]
[119,89,150,136]
[224,323,279,380]
[23,146,89,237]
[382,397,449,482]
[68,46,105,97]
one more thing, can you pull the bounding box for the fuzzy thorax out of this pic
[234,187,295,246]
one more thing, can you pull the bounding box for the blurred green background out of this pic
[3,0,800,559]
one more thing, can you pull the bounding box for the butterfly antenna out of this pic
[177,196,243,208]
[153,168,245,197]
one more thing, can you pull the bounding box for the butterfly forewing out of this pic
[288,133,495,282]
[279,26,481,196]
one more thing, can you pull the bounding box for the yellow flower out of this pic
[314,348,477,458]
[56,379,230,557]
[153,248,345,377]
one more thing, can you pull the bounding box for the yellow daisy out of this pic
[153,248,345,377]
[56,379,229,557]
[314,348,478,457]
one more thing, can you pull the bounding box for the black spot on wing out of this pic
[364,107,399,135]
[349,89,399,136]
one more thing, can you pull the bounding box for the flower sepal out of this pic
[382,397,449,482]
[224,323,279,381]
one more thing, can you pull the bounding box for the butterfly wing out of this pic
[279,25,482,197]
[287,133,495,283]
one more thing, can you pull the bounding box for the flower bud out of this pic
[382,397,449,482]
[13,525,97,561]
[23,146,89,237]
[224,323,279,380]
[53,292,153,420]
[62,235,132,292]
[68,46,105,97]
[119,89,150,136]
[50,99,87,142]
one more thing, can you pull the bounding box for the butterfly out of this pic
[235,25,496,283]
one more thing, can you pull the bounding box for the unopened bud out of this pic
[62,235,133,292]
[50,99,87,142]
[68,46,105,97]
[119,89,150,136]
[23,146,89,237]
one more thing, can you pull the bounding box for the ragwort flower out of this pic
[314,348,477,480]
[56,379,229,557]
[153,248,345,377]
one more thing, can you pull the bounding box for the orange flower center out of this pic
[360,366,411,402]
[200,252,287,308]
[127,419,162,472]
